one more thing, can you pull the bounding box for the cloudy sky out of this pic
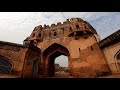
[0,12,120,67]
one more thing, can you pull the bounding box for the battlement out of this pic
[33,18,85,31]
[24,17,98,45]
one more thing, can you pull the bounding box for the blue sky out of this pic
[0,12,120,67]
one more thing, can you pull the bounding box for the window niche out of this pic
[54,32,57,36]
[69,27,72,32]
[62,28,64,31]
[52,30,58,38]
[76,25,79,29]
[91,46,94,51]
[39,34,41,37]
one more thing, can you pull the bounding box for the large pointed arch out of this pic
[42,43,70,77]
[43,43,70,57]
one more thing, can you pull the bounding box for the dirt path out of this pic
[0,74,19,78]
[53,72,120,78]
[54,71,69,78]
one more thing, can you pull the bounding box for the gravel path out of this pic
[54,71,69,78]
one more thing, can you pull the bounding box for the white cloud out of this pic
[0,12,120,43]
[0,12,65,44]
[62,12,116,20]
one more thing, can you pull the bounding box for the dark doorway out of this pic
[48,51,69,77]
[32,60,39,77]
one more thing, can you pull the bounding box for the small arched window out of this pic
[91,46,94,51]
[39,34,41,37]
[76,25,79,29]
[62,28,64,30]
[69,27,72,32]
[54,32,57,36]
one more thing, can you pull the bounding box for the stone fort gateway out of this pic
[0,18,120,78]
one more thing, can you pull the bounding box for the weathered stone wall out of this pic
[0,41,41,78]
[99,29,120,73]
[22,45,41,78]
[24,18,99,46]
[37,37,70,52]
[102,42,120,73]
[0,41,27,76]
[70,43,111,78]
[38,33,111,77]
[69,34,98,58]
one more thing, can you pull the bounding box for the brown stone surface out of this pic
[102,42,120,73]
[0,41,40,78]
[0,41,27,77]
[1,17,120,78]
[24,18,111,78]
[22,45,41,78]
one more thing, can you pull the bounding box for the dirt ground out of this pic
[44,71,120,78]
[1,72,120,78]
[54,71,70,78]
[99,73,120,78]
[0,74,19,78]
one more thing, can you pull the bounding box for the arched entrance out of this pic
[55,55,69,78]
[42,43,70,77]
[0,55,12,75]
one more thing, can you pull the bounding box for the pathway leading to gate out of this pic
[0,72,120,78]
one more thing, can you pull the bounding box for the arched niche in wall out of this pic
[115,50,120,71]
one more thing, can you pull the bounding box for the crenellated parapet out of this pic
[24,18,98,46]
[99,29,120,49]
